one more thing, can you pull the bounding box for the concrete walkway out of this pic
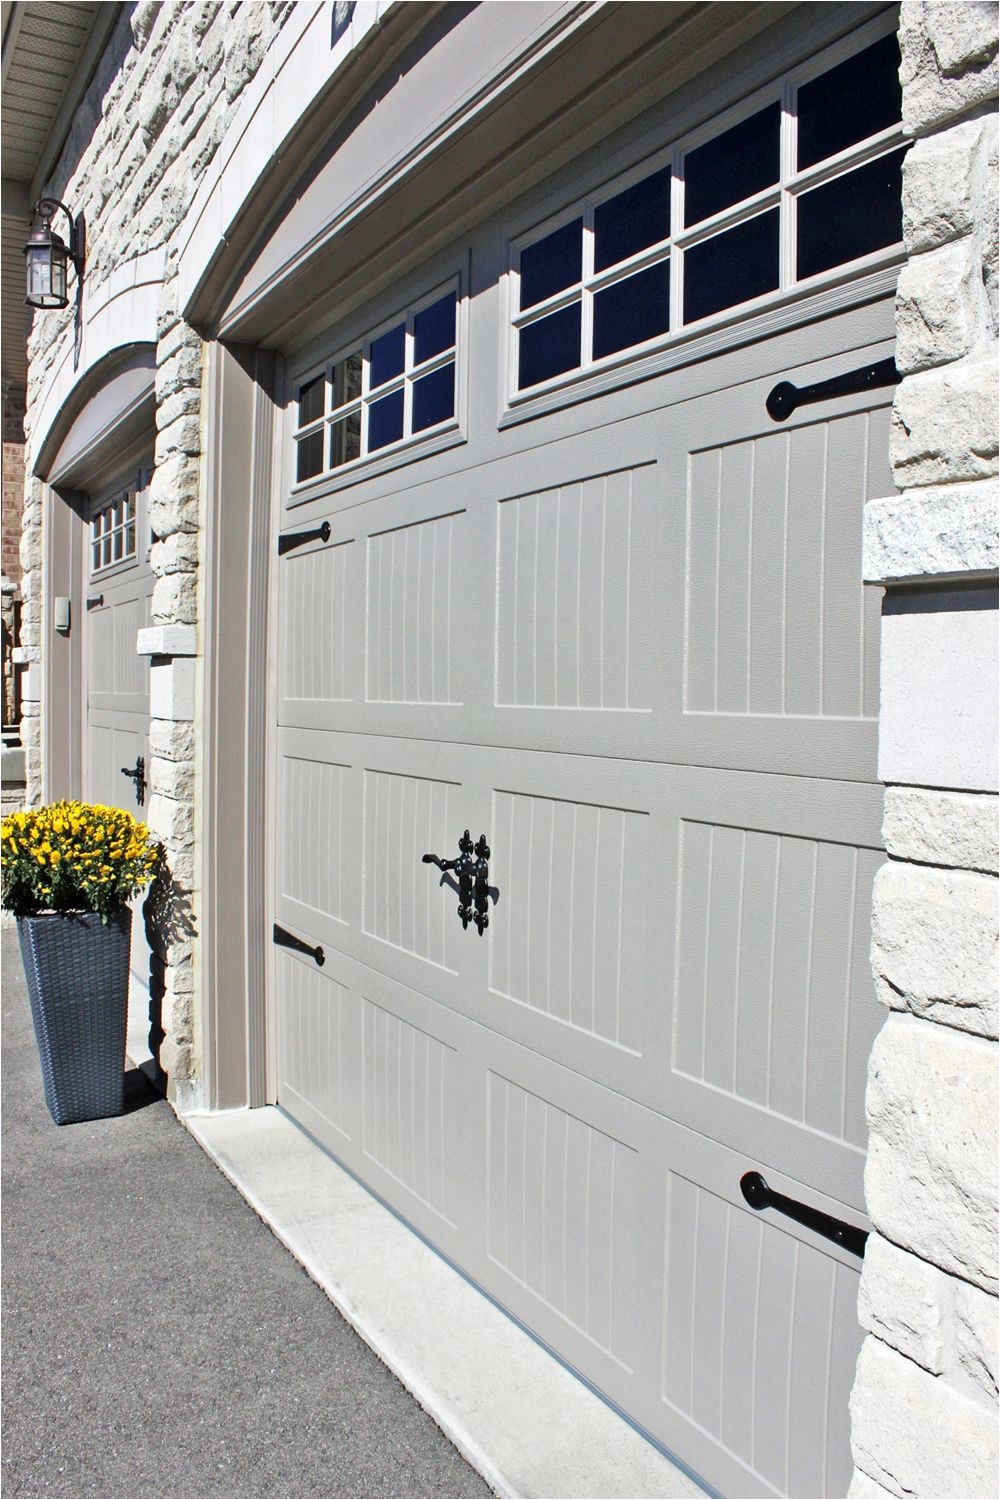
[0,927,491,1500]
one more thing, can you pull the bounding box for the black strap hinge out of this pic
[766,357,899,422]
[272,923,325,966]
[740,1171,868,1258]
[278,521,331,556]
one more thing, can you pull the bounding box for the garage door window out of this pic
[294,283,459,485]
[511,20,903,396]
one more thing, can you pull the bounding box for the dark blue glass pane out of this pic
[517,303,582,389]
[412,362,455,432]
[369,323,405,388]
[594,167,671,272]
[797,147,905,280]
[520,219,582,309]
[593,259,670,360]
[684,102,780,227]
[298,373,324,426]
[368,388,404,451]
[683,208,779,324]
[414,292,457,365]
[798,34,901,170]
[296,429,324,482]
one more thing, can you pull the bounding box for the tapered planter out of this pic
[16,910,131,1125]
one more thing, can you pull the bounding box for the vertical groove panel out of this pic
[490,790,647,1050]
[282,542,351,701]
[487,1073,636,1368]
[366,512,463,704]
[674,822,881,1145]
[496,470,644,708]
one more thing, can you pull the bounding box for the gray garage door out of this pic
[84,471,154,1038]
[271,24,901,1494]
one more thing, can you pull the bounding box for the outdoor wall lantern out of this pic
[24,198,85,311]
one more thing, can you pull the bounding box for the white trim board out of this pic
[185,1104,710,1500]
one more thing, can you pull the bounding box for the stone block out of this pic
[851,1335,999,1499]
[155,386,201,432]
[155,341,202,397]
[902,118,989,253]
[137,624,197,657]
[883,787,999,874]
[891,353,999,487]
[149,657,196,722]
[954,1281,1000,1399]
[150,754,194,802]
[865,1016,998,1292]
[983,123,999,334]
[154,412,202,463]
[895,239,983,373]
[900,3,999,137]
[149,717,195,763]
[871,862,999,1037]
[147,791,194,846]
[857,1233,948,1374]
[862,480,999,583]
[847,1468,899,1499]
[151,570,197,626]
[878,586,999,793]
[926,2,999,74]
[148,453,200,537]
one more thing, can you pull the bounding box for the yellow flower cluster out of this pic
[1,800,161,920]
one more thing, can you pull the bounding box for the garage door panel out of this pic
[494,463,657,713]
[276,946,360,1148]
[278,531,360,723]
[654,1162,863,1500]
[365,506,467,708]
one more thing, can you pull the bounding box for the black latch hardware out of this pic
[272,922,325,966]
[766,356,899,422]
[740,1171,868,1258]
[119,754,146,808]
[423,830,491,936]
[278,521,331,556]
[86,594,104,609]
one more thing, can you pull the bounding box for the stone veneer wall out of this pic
[18,1,294,1093]
[849,5,999,1498]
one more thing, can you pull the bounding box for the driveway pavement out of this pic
[0,926,492,1500]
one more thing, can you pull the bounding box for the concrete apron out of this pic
[184,1105,707,1500]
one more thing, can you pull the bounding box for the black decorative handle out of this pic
[766,356,899,422]
[740,1171,868,1257]
[423,830,491,936]
[278,521,331,555]
[273,922,325,966]
[120,754,146,808]
[86,594,104,609]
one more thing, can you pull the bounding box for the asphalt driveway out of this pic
[0,925,492,1500]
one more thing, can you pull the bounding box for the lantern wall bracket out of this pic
[33,198,86,274]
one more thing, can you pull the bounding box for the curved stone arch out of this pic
[28,247,165,475]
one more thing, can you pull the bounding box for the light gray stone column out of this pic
[849,6,999,1497]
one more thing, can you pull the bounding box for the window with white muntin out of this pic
[90,484,138,573]
[293,281,460,485]
[511,24,905,396]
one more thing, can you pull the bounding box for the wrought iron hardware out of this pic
[423,829,491,936]
[740,1171,868,1258]
[119,754,146,808]
[85,594,104,609]
[278,520,331,556]
[272,922,325,966]
[766,356,899,422]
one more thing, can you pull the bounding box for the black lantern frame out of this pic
[24,198,86,311]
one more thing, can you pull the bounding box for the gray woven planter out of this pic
[16,910,131,1125]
